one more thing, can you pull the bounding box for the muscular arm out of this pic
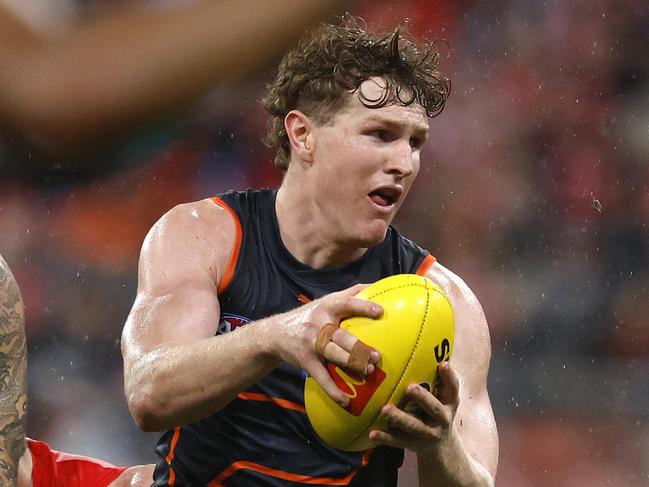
[121,199,278,431]
[0,0,347,158]
[371,262,498,486]
[0,256,27,486]
[415,263,498,486]
[122,199,381,432]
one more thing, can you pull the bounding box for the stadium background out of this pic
[1,0,647,485]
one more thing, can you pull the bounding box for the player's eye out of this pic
[409,136,424,149]
[369,130,392,142]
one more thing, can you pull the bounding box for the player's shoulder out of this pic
[425,262,487,336]
[425,261,491,356]
[148,197,235,240]
[161,197,232,227]
[141,197,238,264]
[425,261,480,307]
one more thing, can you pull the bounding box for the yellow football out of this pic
[304,273,455,451]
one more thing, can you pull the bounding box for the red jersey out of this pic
[27,438,127,487]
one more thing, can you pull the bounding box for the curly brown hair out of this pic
[261,16,451,170]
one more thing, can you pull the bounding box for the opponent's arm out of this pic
[370,262,498,486]
[0,256,27,486]
[0,0,347,157]
[122,200,380,432]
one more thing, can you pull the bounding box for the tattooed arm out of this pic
[0,255,27,486]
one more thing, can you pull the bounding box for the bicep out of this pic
[121,202,231,363]
[123,283,220,357]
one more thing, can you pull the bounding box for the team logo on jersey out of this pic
[327,363,386,416]
[217,313,252,335]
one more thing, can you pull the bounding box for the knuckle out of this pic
[327,291,343,303]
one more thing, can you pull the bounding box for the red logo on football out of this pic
[327,363,387,416]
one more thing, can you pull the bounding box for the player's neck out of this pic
[275,181,366,269]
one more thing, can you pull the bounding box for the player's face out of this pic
[309,78,429,247]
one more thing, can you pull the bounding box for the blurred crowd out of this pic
[1,0,647,485]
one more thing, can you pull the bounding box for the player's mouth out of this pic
[368,185,403,212]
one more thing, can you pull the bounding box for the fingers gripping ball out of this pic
[304,274,455,451]
[315,324,374,376]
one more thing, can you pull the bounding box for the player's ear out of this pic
[285,110,314,164]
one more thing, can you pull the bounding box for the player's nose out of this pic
[385,140,415,178]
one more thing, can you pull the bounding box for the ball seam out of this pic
[342,281,431,449]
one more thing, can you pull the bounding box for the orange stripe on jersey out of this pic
[297,294,312,304]
[211,196,243,294]
[209,450,373,486]
[165,427,182,486]
[237,392,306,413]
[416,254,436,276]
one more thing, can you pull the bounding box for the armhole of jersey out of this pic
[416,254,436,276]
[211,196,243,295]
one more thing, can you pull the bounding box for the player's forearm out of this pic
[0,0,348,154]
[416,426,495,487]
[0,257,27,486]
[125,318,281,432]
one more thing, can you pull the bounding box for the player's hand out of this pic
[368,361,461,455]
[269,284,382,406]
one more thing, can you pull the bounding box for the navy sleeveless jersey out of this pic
[153,189,435,486]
